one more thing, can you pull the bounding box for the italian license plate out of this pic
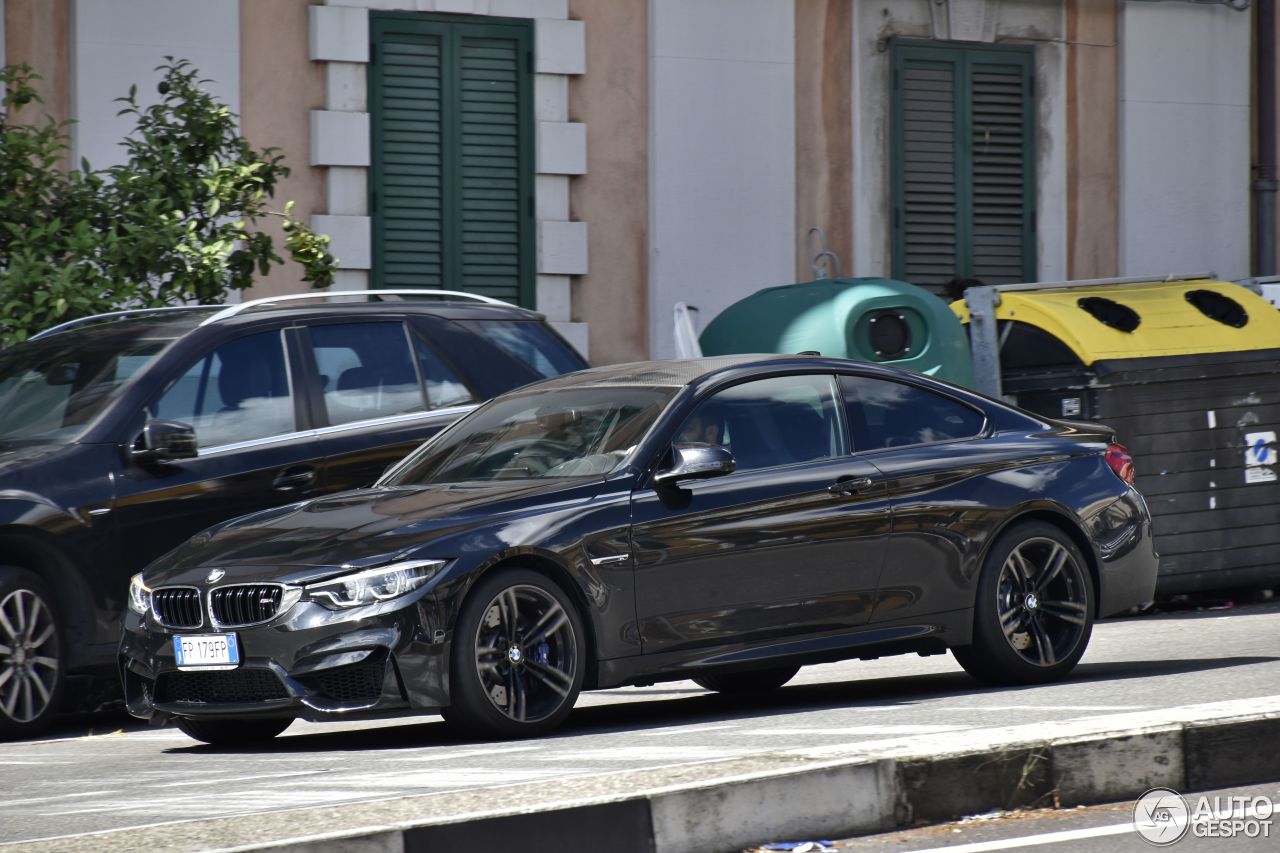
[173,634,240,670]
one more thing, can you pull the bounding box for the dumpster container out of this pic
[955,275,1280,595]
[699,277,973,386]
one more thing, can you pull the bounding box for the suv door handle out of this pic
[272,466,317,492]
[828,476,874,496]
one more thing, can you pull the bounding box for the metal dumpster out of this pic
[699,277,973,386]
[955,274,1280,594]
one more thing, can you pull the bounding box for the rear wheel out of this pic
[0,567,65,739]
[953,521,1094,685]
[693,665,799,695]
[175,716,293,745]
[445,568,585,739]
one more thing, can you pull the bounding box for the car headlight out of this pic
[303,560,448,610]
[128,573,151,615]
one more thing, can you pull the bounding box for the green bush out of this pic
[0,59,336,346]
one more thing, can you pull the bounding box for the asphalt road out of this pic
[2,601,1279,849]
[828,780,1280,852]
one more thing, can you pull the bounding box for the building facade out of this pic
[2,0,1270,363]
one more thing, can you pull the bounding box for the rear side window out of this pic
[307,322,426,426]
[840,375,984,451]
[464,320,586,378]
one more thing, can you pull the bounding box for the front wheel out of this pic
[445,568,585,739]
[0,567,65,740]
[175,716,293,745]
[693,665,799,695]
[953,521,1095,685]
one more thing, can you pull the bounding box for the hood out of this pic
[146,477,608,586]
[0,442,70,480]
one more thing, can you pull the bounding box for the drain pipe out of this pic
[1256,0,1277,275]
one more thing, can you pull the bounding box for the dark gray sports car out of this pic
[119,355,1157,743]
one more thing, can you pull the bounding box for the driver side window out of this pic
[154,331,294,449]
[679,375,846,473]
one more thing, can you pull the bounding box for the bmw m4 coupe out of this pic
[119,355,1157,743]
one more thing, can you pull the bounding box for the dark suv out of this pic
[0,290,586,738]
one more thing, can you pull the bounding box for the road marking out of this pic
[538,746,747,761]
[735,725,968,736]
[150,770,329,788]
[385,745,542,761]
[938,705,1151,712]
[0,790,113,808]
[637,724,739,736]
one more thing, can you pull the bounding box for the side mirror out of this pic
[653,443,736,485]
[131,419,199,465]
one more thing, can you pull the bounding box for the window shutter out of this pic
[372,27,446,288]
[456,35,524,302]
[891,42,1035,291]
[895,55,960,289]
[371,15,533,307]
[970,62,1032,284]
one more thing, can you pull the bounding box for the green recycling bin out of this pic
[698,277,973,386]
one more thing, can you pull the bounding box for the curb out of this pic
[11,701,1280,853]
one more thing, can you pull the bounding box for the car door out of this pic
[836,373,991,623]
[111,325,331,572]
[629,373,892,656]
[293,319,480,492]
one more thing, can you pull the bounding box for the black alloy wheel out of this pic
[694,665,800,695]
[953,521,1094,685]
[0,567,65,738]
[446,568,585,738]
[175,716,293,746]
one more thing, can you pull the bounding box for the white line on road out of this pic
[637,724,740,737]
[150,770,330,788]
[0,791,113,808]
[384,745,543,761]
[735,725,969,736]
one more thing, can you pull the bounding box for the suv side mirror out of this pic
[653,443,736,485]
[131,420,199,465]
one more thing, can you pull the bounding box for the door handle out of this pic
[828,476,874,496]
[272,466,317,492]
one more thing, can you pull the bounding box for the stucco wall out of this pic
[1119,2,1250,281]
[71,0,240,170]
[648,0,797,359]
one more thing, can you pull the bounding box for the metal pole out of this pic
[1255,0,1278,276]
[965,286,1003,399]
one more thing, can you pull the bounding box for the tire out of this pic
[0,567,66,740]
[953,521,1095,686]
[445,568,586,739]
[175,716,293,745]
[693,665,799,695]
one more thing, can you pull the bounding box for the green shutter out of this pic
[371,14,534,307]
[891,41,1035,291]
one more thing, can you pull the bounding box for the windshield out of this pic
[0,334,177,442]
[383,386,675,485]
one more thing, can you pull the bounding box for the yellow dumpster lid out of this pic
[951,279,1280,366]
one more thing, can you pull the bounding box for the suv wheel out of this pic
[0,567,65,739]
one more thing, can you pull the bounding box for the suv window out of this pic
[411,335,474,411]
[156,331,294,448]
[840,375,984,450]
[464,320,586,378]
[679,375,846,473]
[308,322,431,427]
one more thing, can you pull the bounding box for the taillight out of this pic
[1106,442,1135,485]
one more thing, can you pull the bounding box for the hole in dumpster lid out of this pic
[1185,289,1248,328]
[867,311,911,359]
[1077,297,1140,333]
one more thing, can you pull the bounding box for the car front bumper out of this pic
[118,588,454,723]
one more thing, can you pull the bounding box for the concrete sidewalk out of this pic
[9,696,1279,853]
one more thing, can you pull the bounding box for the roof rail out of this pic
[986,272,1215,294]
[30,305,224,341]
[199,289,516,325]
